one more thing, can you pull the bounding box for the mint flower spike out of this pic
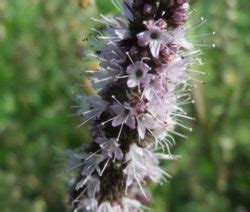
[66,0,211,211]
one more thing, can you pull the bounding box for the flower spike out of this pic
[66,0,209,211]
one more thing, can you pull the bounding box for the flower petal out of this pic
[125,115,136,129]
[112,115,126,127]
[137,31,150,47]
[137,119,146,139]
[149,40,161,58]
[127,78,138,88]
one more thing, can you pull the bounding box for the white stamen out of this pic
[125,52,135,65]
[112,95,123,106]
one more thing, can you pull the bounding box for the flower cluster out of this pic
[67,0,208,211]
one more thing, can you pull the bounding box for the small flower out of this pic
[124,144,174,193]
[65,149,85,171]
[86,96,109,116]
[81,154,105,177]
[171,27,193,50]
[95,137,124,161]
[111,103,136,129]
[142,75,164,100]
[137,19,173,58]
[75,175,100,198]
[76,96,109,126]
[107,16,131,41]
[126,61,151,88]
[99,44,126,64]
[136,114,156,139]
[156,57,188,83]
[98,15,130,42]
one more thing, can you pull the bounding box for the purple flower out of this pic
[126,61,151,88]
[136,114,156,139]
[76,96,109,127]
[137,19,173,58]
[124,144,175,192]
[98,15,130,42]
[156,57,188,83]
[75,176,100,198]
[95,137,124,161]
[67,0,206,210]
[142,75,164,100]
[171,27,193,50]
[81,154,105,177]
[111,103,136,129]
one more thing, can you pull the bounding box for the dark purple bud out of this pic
[130,46,139,55]
[143,4,153,15]
[155,18,168,30]
[134,102,147,114]
[169,4,189,26]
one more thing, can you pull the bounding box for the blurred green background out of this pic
[0,0,249,211]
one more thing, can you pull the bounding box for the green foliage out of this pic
[0,0,249,211]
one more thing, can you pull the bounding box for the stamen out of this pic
[94,76,114,83]
[111,0,122,12]
[84,150,101,161]
[194,43,216,48]
[85,70,97,74]
[188,8,197,16]
[171,130,188,139]
[182,49,202,57]
[90,28,104,36]
[125,52,135,65]
[172,112,195,120]
[117,122,124,141]
[152,89,163,104]
[80,108,100,115]
[188,70,206,75]
[91,17,107,25]
[176,122,193,132]
[165,134,176,146]
[188,31,216,38]
[77,113,99,128]
[100,158,110,176]
[186,17,207,33]
[188,77,206,84]
[101,117,116,125]
[116,75,129,79]
[112,95,123,106]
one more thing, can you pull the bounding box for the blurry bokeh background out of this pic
[0,0,249,211]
